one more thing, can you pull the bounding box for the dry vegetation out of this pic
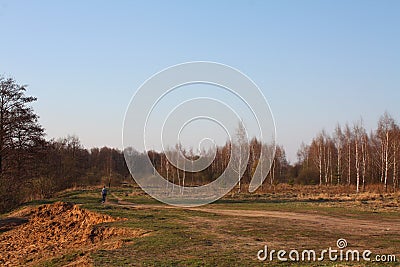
[233,183,399,201]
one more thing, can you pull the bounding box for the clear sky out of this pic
[1,0,399,162]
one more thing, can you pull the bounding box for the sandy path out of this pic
[110,193,400,235]
[190,208,400,234]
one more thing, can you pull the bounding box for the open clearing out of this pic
[0,187,399,266]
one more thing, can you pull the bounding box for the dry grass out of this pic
[228,184,400,200]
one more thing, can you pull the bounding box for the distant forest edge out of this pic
[1,76,399,212]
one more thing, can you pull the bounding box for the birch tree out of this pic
[232,121,248,193]
[361,132,368,191]
[377,112,396,191]
[391,125,399,191]
[344,124,353,185]
[311,133,324,185]
[353,121,366,193]
[333,124,344,184]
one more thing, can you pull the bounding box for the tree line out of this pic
[1,76,398,211]
[295,113,399,192]
[143,113,400,194]
[144,140,288,193]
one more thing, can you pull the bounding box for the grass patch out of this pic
[38,251,86,267]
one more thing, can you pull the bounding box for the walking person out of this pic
[101,185,107,203]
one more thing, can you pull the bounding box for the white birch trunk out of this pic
[355,135,360,193]
[384,131,389,191]
[336,143,342,185]
[393,141,397,191]
[319,149,323,185]
[348,141,351,185]
[361,135,367,191]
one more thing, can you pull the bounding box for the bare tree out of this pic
[232,121,248,193]
[297,142,309,168]
[333,124,344,184]
[377,112,396,191]
[353,121,366,193]
[344,124,353,185]
[361,132,368,191]
[312,132,325,186]
[393,128,399,191]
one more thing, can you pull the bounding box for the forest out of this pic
[1,76,399,212]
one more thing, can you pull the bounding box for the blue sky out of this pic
[1,0,399,162]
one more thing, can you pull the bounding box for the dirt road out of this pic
[110,193,400,235]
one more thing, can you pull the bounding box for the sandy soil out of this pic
[191,208,400,234]
[0,202,147,266]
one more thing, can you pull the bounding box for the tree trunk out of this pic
[361,135,367,192]
[323,144,327,184]
[381,142,385,183]
[348,142,351,185]
[271,159,275,185]
[337,146,341,185]
[384,131,389,192]
[319,143,323,186]
[393,141,397,192]
[182,156,185,194]
[355,136,360,193]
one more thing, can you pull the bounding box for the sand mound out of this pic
[0,202,145,266]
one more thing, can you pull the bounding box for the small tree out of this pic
[231,121,248,193]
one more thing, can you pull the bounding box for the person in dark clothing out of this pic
[101,185,107,203]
